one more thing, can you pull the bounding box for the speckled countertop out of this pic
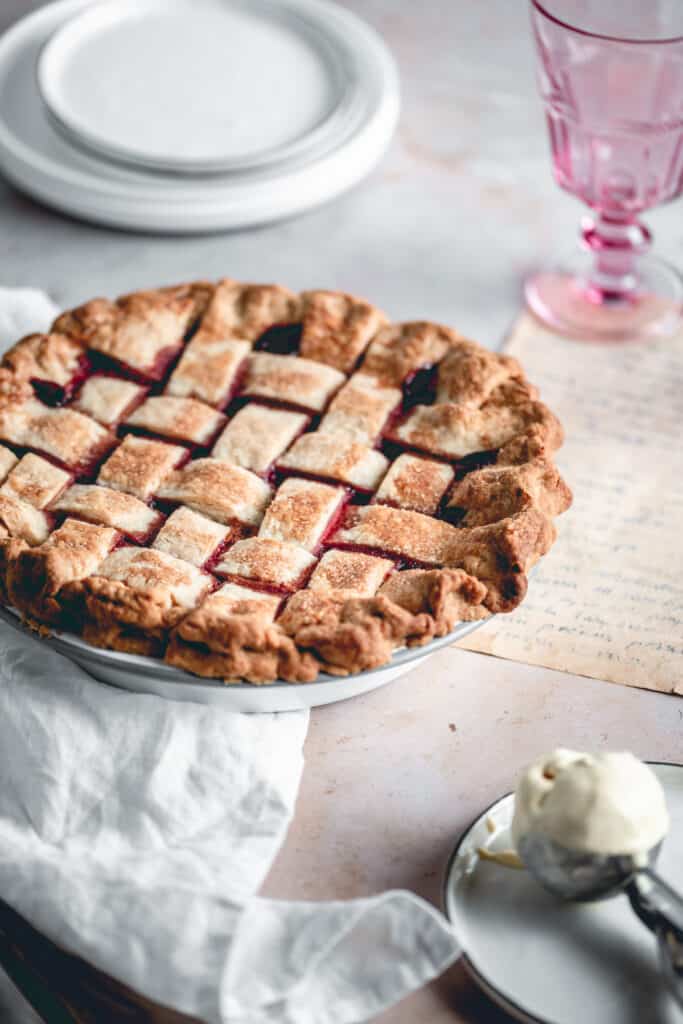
[0,2,681,1022]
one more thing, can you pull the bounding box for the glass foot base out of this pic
[525,256,683,342]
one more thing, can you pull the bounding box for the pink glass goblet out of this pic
[526,0,683,341]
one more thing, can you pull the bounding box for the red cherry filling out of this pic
[453,449,498,479]
[378,438,453,466]
[402,364,438,410]
[320,542,403,566]
[149,498,179,517]
[89,346,183,385]
[201,533,241,574]
[31,355,92,407]
[254,322,303,355]
[440,505,467,526]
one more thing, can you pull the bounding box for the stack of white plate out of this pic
[0,0,400,233]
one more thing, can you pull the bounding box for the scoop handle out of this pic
[627,868,683,1007]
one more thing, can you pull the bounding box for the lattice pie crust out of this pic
[0,279,571,683]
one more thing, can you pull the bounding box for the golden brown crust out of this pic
[0,537,28,602]
[193,279,300,344]
[156,458,271,527]
[378,568,489,633]
[0,279,571,684]
[124,395,226,446]
[277,566,490,675]
[72,375,147,426]
[374,453,454,515]
[443,507,556,612]
[0,395,116,473]
[64,549,211,656]
[361,321,459,386]
[241,352,345,412]
[152,507,231,567]
[258,477,344,551]
[165,336,249,407]
[307,549,394,598]
[0,493,51,545]
[52,484,161,539]
[436,340,522,406]
[497,421,564,465]
[79,577,182,649]
[277,592,421,675]
[0,368,33,404]
[1,453,71,509]
[166,605,318,684]
[212,404,308,474]
[446,458,573,527]
[0,445,18,483]
[214,537,316,591]
[53,283,211,345]
[387,380,562,461]
[317,373,401,445]
[299,290,388,373]
[7,519,118,624]
[277,433,389,490]
[97,435,186,501]
[52,285,208,377]
[2,333,86,386]
[331,504,464,565]
[52,297,113,343]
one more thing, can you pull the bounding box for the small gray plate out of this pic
[443,763,683,1024]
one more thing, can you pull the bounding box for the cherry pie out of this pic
[0,279,571,683]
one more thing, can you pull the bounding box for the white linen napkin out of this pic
[0,288,460,1023]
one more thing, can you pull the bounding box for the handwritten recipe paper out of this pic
[459,314,683,695]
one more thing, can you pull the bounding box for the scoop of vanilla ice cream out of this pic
[511,749,669,857]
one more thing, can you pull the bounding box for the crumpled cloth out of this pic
[0,287,459,1023]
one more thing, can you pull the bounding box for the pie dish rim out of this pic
[0,602,487,689]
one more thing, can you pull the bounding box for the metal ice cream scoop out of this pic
[517,830,683,1007]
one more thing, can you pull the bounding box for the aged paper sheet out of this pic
[459,314,683,695]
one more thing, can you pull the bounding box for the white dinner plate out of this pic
[0,0,399,232]
[0,606,486,713]
[37,0,363,175]
[443,763,683,1024]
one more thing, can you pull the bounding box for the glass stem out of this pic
[580,213,652,303]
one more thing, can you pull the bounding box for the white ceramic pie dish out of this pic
[0,605,487,712]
